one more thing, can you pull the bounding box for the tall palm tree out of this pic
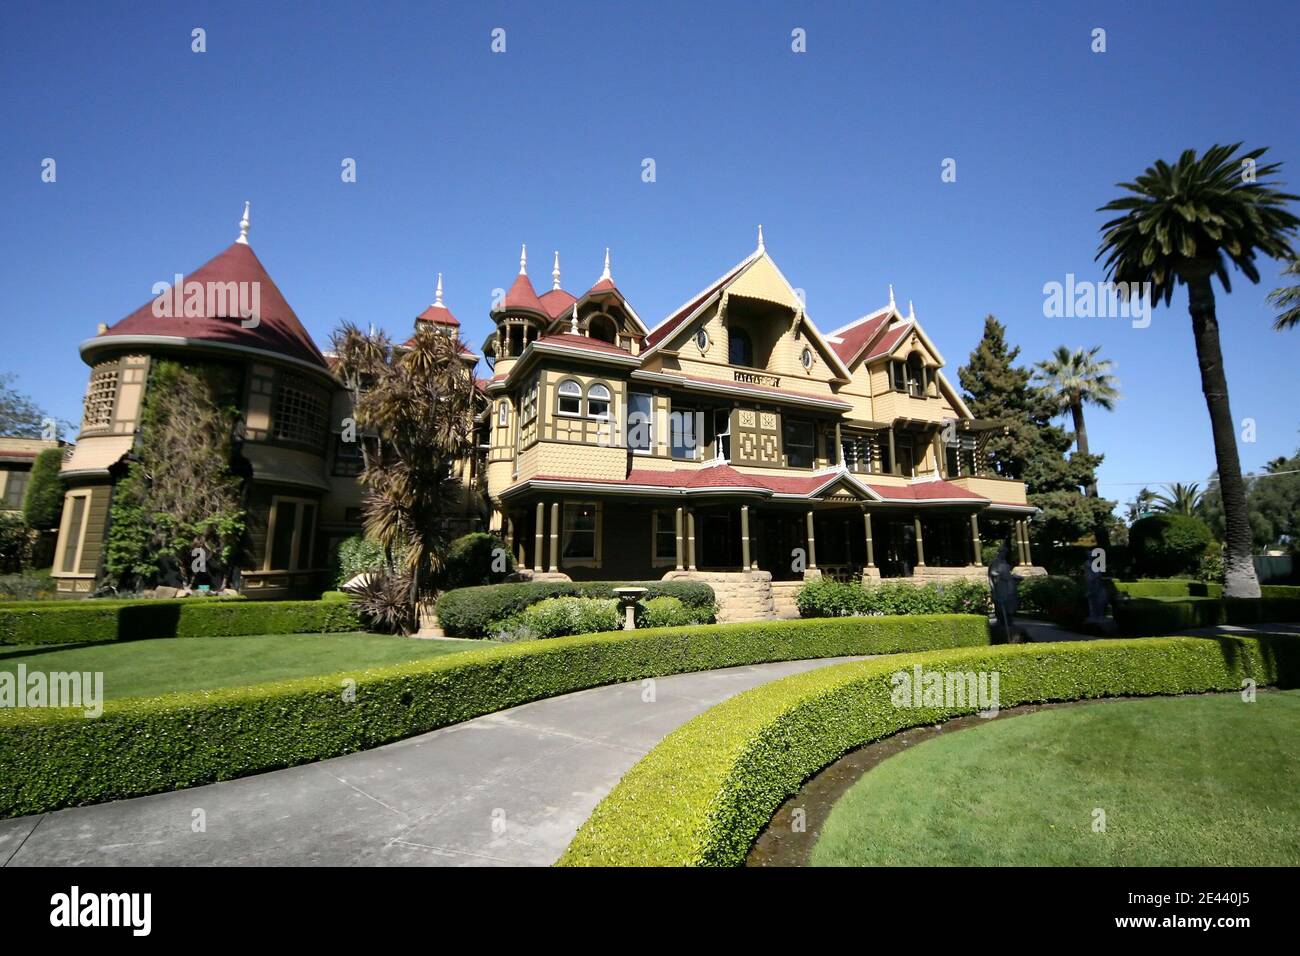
[1268,258,1300,329]
[1032,345,1120,497]
[1153,481,1204,517]
[1097,144,1300,597]
[1127,486,1158,524]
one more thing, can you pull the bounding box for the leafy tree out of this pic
[1267,258,1300,330]
[959,317,1117,555]
[103,361,245,590]
[1031,345,1120,498]
[1097,143,1300,596]
[1129,513,1215,578]
[1153,481,1204,516]
[330,321,477,607]
[21,448,65,530]
[0,373,47,438]
[1201,450,1300,553]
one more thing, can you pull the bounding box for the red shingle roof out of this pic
[864,479,985,501]
[504,273,547,314]
[534,333,631,356]
[96,242,328,369]
[539,288,577,319]
[828,312,890,365]
[416,302,458,327]
[863,322,912,362]
[645,259,752,349]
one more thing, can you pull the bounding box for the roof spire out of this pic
[552,251,561,291]
[519,243,527,275]
[601,247,611,282]
[757,224,765,252]
[889,284,896,310]
[907,299,915,320]
[434,273,444,307]
[236,201,250,245]
[570,303,579,334]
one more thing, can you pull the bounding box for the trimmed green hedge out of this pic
[1114,596,1300,636]
[1116,579,1299,600]
[0,614,987,817]
[436,579,716,637]
[796,578,990,618]
[0,599,361,646]
[559,634,1300,867]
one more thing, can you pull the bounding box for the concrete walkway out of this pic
[0,656,860,868]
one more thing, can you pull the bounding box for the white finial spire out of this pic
[519,243,527,275]
[889,284,896,309]
[236,201,250,244]
[570,303,579,335]
[907,299,914,320]
[552,251,561,291]
[600,247,611,282]
[757,224,765,252]
[434,273,444,308]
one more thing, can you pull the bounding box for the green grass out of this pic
[0,632,496,700]
[811,690,1300,866]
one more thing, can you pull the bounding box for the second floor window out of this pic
[671,407,699,460]
[784,419,815,468]
[627,392,653,451]
[587,383,611,419]
[498,402,509,428]
[82,364,119,431]
[557,380,582,415]
[729,328,753,367]
[274,377,328,448]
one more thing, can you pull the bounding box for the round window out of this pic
[695,329,709,352]
[801,347,814,371]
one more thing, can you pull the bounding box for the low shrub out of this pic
[495,597,620,640]
[437,532,513,591]
[1018,575,1087,625]
[0,598,360,646]
[436,579,716,637]
[1114,595,1300,636]
[637,596,715,630]
[796,578,990,618]
[1129,514,1215,578]
[558,634,1300,867]
[319,590,350,602]
[0,568,55,602]
[1116,578,1222,599]
[0,614,989,817]
[332,535,387,588]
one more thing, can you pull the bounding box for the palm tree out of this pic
[1127,486,1158,524]
[1097,144,1300,597]
[1268,258,1300,330]
[1153,482,1204,517]
[1032,345,1120,498]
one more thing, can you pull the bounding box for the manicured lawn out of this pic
[0,632,497,700]
[811,691,1300,866]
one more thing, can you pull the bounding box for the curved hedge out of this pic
[436,579,716,636]
[1114,595,1300,636]
[558,634,1300,867]
[0,614,987,818]
[0,598,360,646]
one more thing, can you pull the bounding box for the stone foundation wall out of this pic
[661,570,775,623]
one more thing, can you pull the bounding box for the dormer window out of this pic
[587,383,611,419]
[588,314,618,345]
[557,379,582,416]
[729,328,753,367]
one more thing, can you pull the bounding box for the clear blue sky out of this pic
[2,0,1297,506]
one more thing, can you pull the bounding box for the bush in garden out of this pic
[1129,514,1215,578]
[332,535,388,587]
[796,578,990,618]
[1017,575,1087,625]
[436,532,513,590]
[494,596,620,640]
[636,596,715,629]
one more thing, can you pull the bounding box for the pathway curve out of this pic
[0,656,861,867]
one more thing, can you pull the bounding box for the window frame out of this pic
[263,495,319,572]
[651,510,678,567]
[670,405,701,461]
[627,392,654,453]
[783,418,816,469]
[586,382,612,420]
[561,501,601,567]
[556,379,583,417]
[54,489,93,576]
[272,376,329,450]
[728,327,754,367]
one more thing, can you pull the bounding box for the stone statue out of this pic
[1083,555,1115,631]
[987,542,1022,643]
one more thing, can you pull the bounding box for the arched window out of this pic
[906,353,926,397]
[729,328,753,367]
[557,379,582,415]
[587,383,611,419]
[588,314,618,344]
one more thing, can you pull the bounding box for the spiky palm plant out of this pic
[1126,486,1158,524]
[1032,345,1120,498]
[1097,144,1300,597]
[1268,258,1300,330]
[1153,481,1204,517]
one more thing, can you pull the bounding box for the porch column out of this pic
[834,421,842,466]
[674,506,684,571]
[914,514,926,567]
[740,505,751,571]
[1013,519,1026,566]
[1021,519,1033,565]
[505,514,515,564]
[549,502,560,572]
[969,513,982,566]
[686,510,697,571]
[533,502,545,572]
[888,427,899,475]
[932,432,945,478]
[862,509,875,567]
[805,510,818,570]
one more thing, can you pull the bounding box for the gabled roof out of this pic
[826,309,892,365]
[644,253,758,350]
[88,241,328,370]
[539,288,577,319]
[416,302,458,327]
[863,321,914,362]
